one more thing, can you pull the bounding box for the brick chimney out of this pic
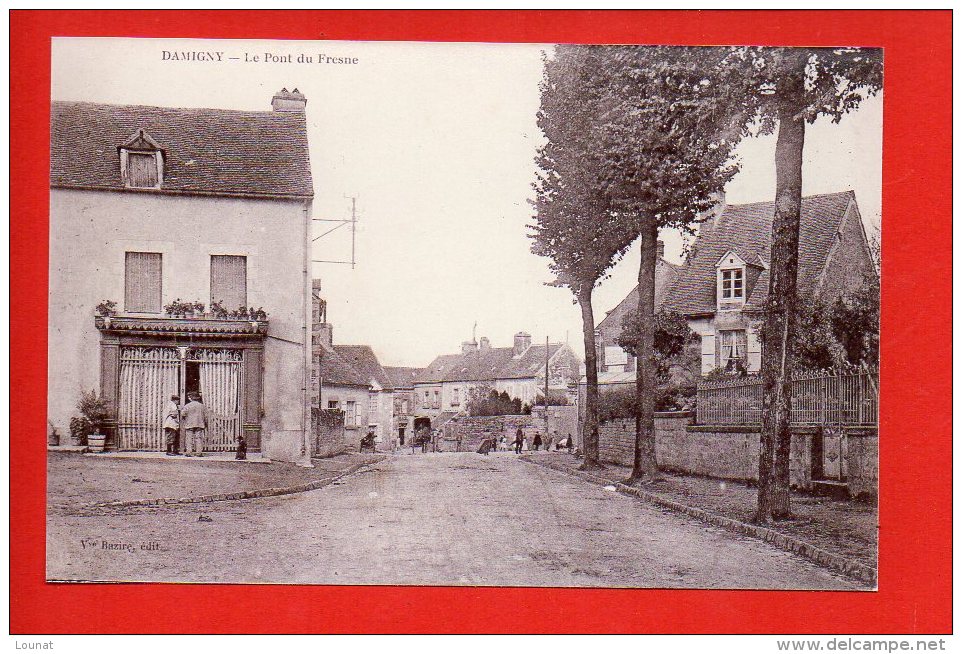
[479,336,491,351]
[461,340,478,355]
[657,239,665,260]
[513,332,532,357]
[272,87,307,113]
[314,323,333,349]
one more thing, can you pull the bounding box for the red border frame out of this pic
[10,10,952,634]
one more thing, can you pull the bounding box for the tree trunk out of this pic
[756,73,806,524]
[628,218,660,483]
[577,285,604,470]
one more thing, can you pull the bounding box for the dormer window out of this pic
[716,251,747,311]
[721,268,744,300]
[119,129,164,189]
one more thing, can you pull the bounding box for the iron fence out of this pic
[696,367,878,426]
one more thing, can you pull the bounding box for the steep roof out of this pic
[414,343,568,384]
[597,258,683,333]
[316,343,368,388]
[50,101,314,198]
[333,345,393,390]
[383,366,423,389]
[663,191,857,315]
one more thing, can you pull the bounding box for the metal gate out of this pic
[118,346,180,450]
[190,347,242,451]
[117,345,242,451]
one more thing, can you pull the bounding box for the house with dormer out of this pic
[48,89,315,460]
[665,190,876,374]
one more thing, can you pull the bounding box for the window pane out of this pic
[125,252,162,312]
[210,255,248,309]
[127,152,158,188]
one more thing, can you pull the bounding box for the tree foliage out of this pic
[617,310,698,381]
[466,386,527,417]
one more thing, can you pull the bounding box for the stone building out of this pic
[311,279,395,450]
[662,190,877,375]
[383,366,422,447]
[48,90,314,460]
[594,240,682,375]
[412,332,583,430]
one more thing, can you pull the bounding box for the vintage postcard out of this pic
[45,35,882,592]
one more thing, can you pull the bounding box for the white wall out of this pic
[48,189,309,449]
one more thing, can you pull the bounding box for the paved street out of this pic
[48,452,862,589]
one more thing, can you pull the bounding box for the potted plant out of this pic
[191,301,206,318]
[77,389,110,453]
[95,300,117,327]
[210,300,229,319]
[69,416,91,447]
[47,420,60,447]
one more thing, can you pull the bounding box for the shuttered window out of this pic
[125,252,162,313]
[126,152,159,188]
[210,255,248,310]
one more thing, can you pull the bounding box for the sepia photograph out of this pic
[43,35,884,591]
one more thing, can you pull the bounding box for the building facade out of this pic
[48,91,314,460]
[662,191,877,375]
[412,332,583,429]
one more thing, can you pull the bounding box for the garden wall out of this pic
[844,427,878,498]
[598,413,878,496]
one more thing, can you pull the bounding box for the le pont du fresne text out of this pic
[162,51,359,65]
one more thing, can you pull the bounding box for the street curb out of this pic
[522,456,877,585]
[84,457,383,510]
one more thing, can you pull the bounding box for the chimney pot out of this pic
[513,332,532,357]
[479,337,491,351]
[657,239,665,260]
[272,88,307,113]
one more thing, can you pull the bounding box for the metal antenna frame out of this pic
[312,195,358,268]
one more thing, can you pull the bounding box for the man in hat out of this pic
[163,394,181,455]
[181,392,208,457]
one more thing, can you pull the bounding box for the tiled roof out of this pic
[663,191,856,315]
[50,101,313,198]
[597,258,683,332]
[333,345,393,390]
[316,343,368,388]
[414,344,567,384]
[383,366,423,389]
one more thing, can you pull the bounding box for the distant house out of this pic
[311,280,395,448]
[595,240,682,375]
[383,366,422,447]
[598,191,877,378]
[48,90,314,459]
[413,332,583,430]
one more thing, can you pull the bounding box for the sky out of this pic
[51,38,882,368]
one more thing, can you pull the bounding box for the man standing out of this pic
[163,394,181,456]
[181,392,208,457]
[513,429,524,454]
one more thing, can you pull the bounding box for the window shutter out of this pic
[210,255,248,310]
[125,252,162,313]
[127,152,158,188]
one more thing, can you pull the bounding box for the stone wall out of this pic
[312,408,346,458]
[598,413,814,490]
[598,413,878,496]
[444,415,540,451]
[844,427,878,498]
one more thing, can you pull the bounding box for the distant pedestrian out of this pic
[566,433,574,453]
[533,432,543,451]
[163,394,181,456]
[181,392,208,456]
[545,432,555,452]
[513,431,524,454]
[499,435,507,452]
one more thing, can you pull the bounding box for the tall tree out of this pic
[737,47,882,522]
[530,46,637,469]
[591,46,747,483]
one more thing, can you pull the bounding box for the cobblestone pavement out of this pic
[47,452,863,589]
